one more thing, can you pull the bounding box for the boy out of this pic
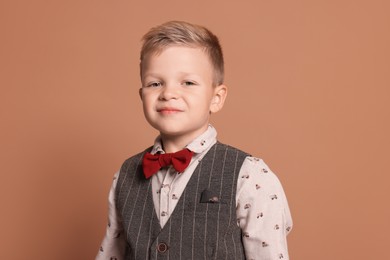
[96,21,292,260]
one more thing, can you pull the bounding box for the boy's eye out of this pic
[183,81,196,86]
[147,82,162,87]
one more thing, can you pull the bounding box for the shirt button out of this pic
[157,242,169,253]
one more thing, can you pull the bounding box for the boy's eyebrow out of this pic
[142,73,160,79]
[142,73,163,82]
[143,72,202,79]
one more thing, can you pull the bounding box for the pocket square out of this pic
[200,189,221,203]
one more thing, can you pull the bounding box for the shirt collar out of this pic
[150,125,217,155]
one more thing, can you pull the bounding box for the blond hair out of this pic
[140,21,224,86]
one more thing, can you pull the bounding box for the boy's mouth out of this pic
[157,107,182,114]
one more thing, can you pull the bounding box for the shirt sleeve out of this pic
[236,157,293,260]
[96,172,127,260]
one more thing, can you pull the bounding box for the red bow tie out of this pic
[142,149,194,179]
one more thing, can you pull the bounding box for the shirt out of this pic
[96,125,292,260]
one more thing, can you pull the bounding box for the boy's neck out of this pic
[160,135,193,153]
[160,127,209,153]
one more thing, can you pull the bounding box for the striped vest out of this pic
[116,142,248,260]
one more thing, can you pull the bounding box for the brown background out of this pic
[1,0,389,259]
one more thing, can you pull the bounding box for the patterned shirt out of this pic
[96,125,292,260]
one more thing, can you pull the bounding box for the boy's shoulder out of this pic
[216,141,251,157]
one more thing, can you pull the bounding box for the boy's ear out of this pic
[139,88,143,100]
[210,84,227,113]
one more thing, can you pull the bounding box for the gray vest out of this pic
[116,142,248,260]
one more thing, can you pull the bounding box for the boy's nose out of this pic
[159,84,179,100]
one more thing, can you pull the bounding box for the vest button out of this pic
[157,242,169,253]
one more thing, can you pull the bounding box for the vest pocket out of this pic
[199,189,227,204]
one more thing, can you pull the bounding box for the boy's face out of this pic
[140,46,226,144]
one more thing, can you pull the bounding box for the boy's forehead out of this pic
[141,45,219,85]
[141,47,215,84]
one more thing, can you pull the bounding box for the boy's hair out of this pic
[140,21,224,86]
